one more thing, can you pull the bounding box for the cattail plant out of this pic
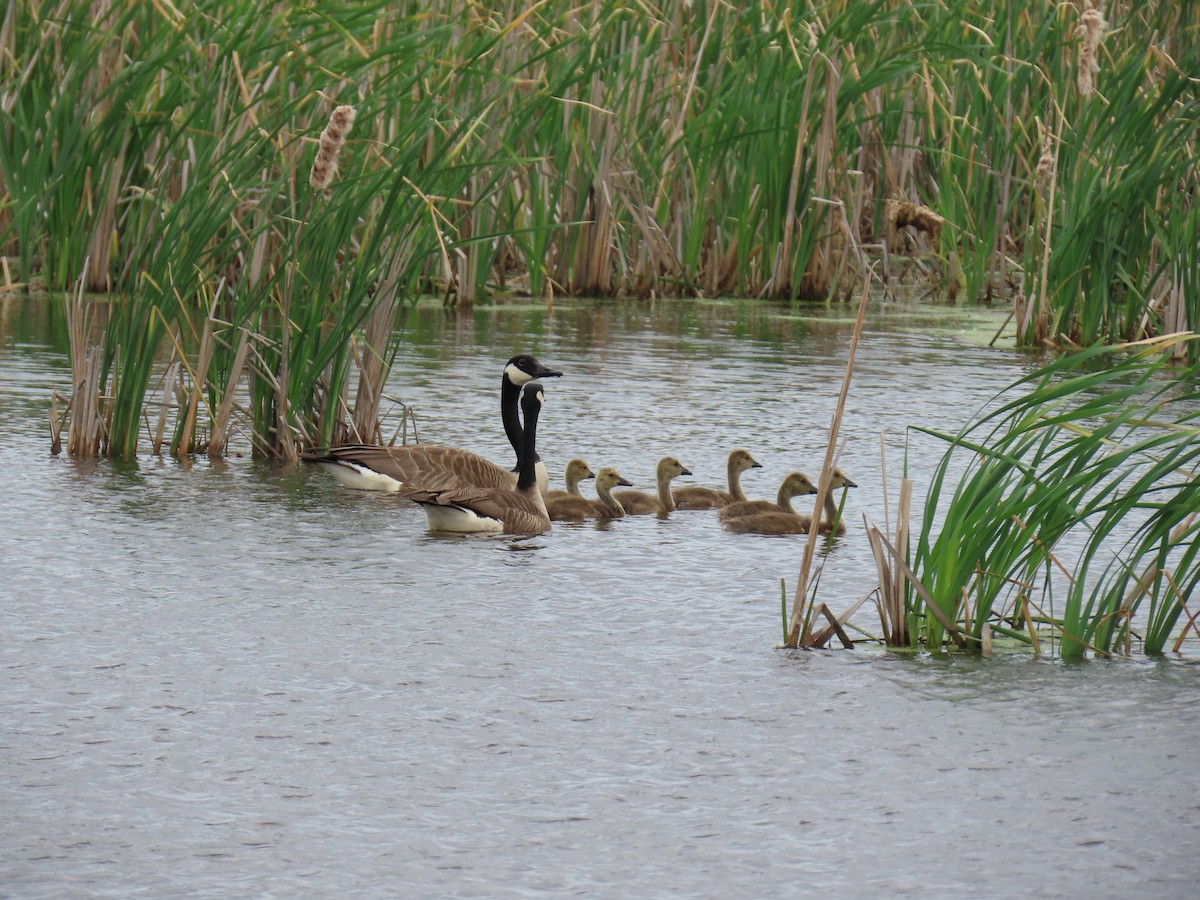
[310,105,357,192]
[1076,3,1107,98]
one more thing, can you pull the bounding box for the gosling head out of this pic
[595,467,633,491]
[729,449,763,472]
[781,472,819,498]
[564,458,595,483]
[830,467,858,490]
[656,456,692,479]
[504,354,563,386]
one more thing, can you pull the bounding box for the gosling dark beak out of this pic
[843,478,858,489]
[618,476,633,487]
[680,467,693,476]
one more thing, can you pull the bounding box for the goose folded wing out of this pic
[327,445,517,492]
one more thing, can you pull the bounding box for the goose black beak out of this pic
[535,364,563,378]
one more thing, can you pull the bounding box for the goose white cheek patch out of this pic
[505,363,531,385]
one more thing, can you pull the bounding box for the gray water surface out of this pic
[2,297,1197,897]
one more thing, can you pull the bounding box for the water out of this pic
[2,296,1197,897]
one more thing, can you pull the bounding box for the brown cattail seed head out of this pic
[1036,131,1055,183]
[310,104,357,191]
[1076,5,1107,97]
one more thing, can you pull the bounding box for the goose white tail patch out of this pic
[417,502,504,534]
[318,461,404,492]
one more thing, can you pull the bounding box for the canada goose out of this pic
[403,381,552,535]
[718,471,819,522]
[672,449,762,509]
[611,456,693,515]
[723,468,858,535]
[542,458,595,502]
[303,354,562,493]
[545,467,633,521]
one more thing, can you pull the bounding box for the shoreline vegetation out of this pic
[2,2,1197,658]
[1,1,1195,458]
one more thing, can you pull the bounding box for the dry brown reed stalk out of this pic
[310,104,357,191]
[884,199,944,244]
[1076,2,1107,98]
[152,360,180,456]
[867,475,913,647]
[350,259,404,442]
[178,302,218,456]
[786,272,871,649]
[208,328,251,458]
[63,272,108,457]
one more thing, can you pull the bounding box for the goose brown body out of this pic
[303,354,561,494]
[403,382,552,535]
[672,449,762,509]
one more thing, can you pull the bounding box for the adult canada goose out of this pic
[718,471,819,522]
[672,449,762,509]
[611,456,693,515]
[403,381,552,535]
[545,467,633,521]
[723,468,858,535]
[542,458,595,502]
[303,354,562,493]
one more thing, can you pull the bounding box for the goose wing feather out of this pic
[405,485,550,535]
[310,444,517,492]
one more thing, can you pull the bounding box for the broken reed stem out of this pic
[787,272,871,648]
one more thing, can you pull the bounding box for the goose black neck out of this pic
[500,373,523,461]
[515,385,542,492]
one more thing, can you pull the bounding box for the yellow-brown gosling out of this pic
[723,468,858,535]
[545,467,633,522]
[718,471,819,522]
[673,448,762,509]
[612,456,693,515]
[543,458,595,502]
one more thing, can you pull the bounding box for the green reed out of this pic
[3,1,1198,458]
[898,335,1200,658]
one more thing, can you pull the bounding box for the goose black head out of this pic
[521,380,546,411]
[504,354,562,386]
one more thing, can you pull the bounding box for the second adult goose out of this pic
[542,458,595,502]
[403,381,552,535]
[672,449,762,509]
[303,354,562,493]
[545,467,632,521]
[718,471,819,522]
[611,456,692,515]
[723,468,858,535]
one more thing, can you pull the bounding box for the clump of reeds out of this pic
[1076,3,1107,97]
[898,334,1200,659]
[310,105,357,192]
